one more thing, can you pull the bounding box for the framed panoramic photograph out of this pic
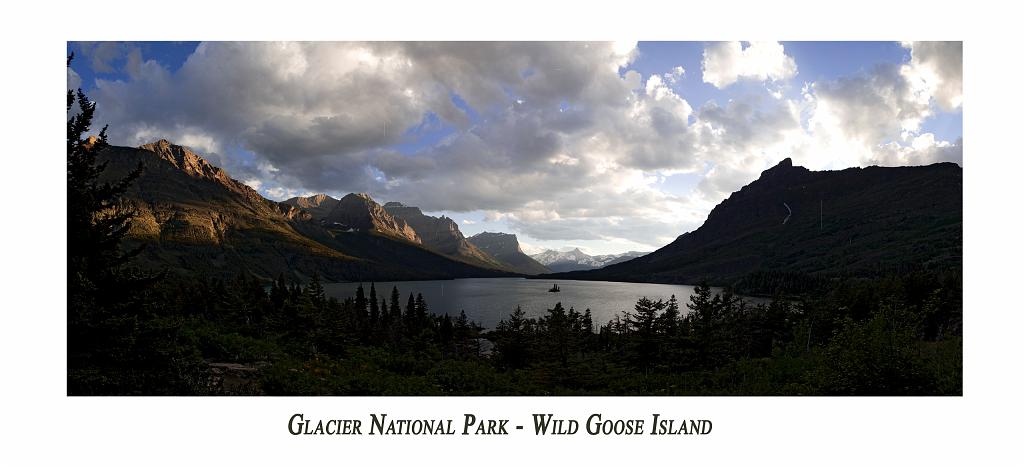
[3,0,1019,467]
[65,38,963,397]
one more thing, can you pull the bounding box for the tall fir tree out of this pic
[688,280,718,335]
[659,294,681,337]
[369,283,381,330]
[625,297,666,371]
[415,293,428,327]
[354,283,367,327]
[307,272,325,309]
[494,306,531,369]
[543,302,571,366]
[379,297,389,324]
[389,286,401,320]
[405,293,417,331]
[67,54,200,394]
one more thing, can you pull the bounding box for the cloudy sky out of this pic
[67,41,962,255]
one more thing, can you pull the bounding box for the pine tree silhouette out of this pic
[67,54,197,394]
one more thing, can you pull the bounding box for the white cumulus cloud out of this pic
[71,41,961,251]
[702,41,797,89]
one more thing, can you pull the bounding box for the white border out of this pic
[2,1,1021,466]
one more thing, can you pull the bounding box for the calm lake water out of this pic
[323,277,754,329]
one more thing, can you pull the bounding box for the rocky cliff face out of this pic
[467,232,551,275]
[382,203,461,246]
[97,140,355,278]
[281,193,339,219]
[382,202,508,270]
[323,193,422,244]
[545,158,962,284]
[97,140,507,281]
[137,139,269,205]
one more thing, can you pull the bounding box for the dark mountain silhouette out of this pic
[98,140,508,281]
[468,232,551,275]
[543,158,962,285]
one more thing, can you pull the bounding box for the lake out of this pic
[323,277,755,329]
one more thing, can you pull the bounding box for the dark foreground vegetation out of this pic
[69,269,962,395]
[68,56,961,396]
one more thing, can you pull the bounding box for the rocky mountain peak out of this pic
[139,140,222,180]
[468,232,521,254]
[280,193,340,219]
[135,139,265,204]
[530,247,649,273]
[342,192,369,202]
[380,203,504,269]
[350,192,375,201]
[467,232,551,275]
[757,157,810,182]
[475,231,517,241]
[326,193,421,244]
[92,142,511,283]
[383,202,425,217]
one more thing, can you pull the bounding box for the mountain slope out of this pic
[99,140,508,281]
[282,193,338,219]
[531,248,650,273]
[381,202,513,271]
[322,193,422,244]
[544,158,962,285]
[467,232,551,275]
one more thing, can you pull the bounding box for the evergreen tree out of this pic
[659,294,681,337]
[625,297,666,371]
[354,283,367,314]
[389,286,401,320]
[354,283,367,331]
[494,306,531,369]
[307,272,325,309]
[405,293,416,329]
[415,293,428,326]
[439,313,454,349]
[542,302,571,366]
[568,306,581,334]
[67,54,201,394]
[300,275,324,351]
[687,280,732,368]
[68,78,144,295]
[582,308,593,335]
[626,297,664,334]
[456,310,470,333]
[369,283,379,325]
[688,280,719,338]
